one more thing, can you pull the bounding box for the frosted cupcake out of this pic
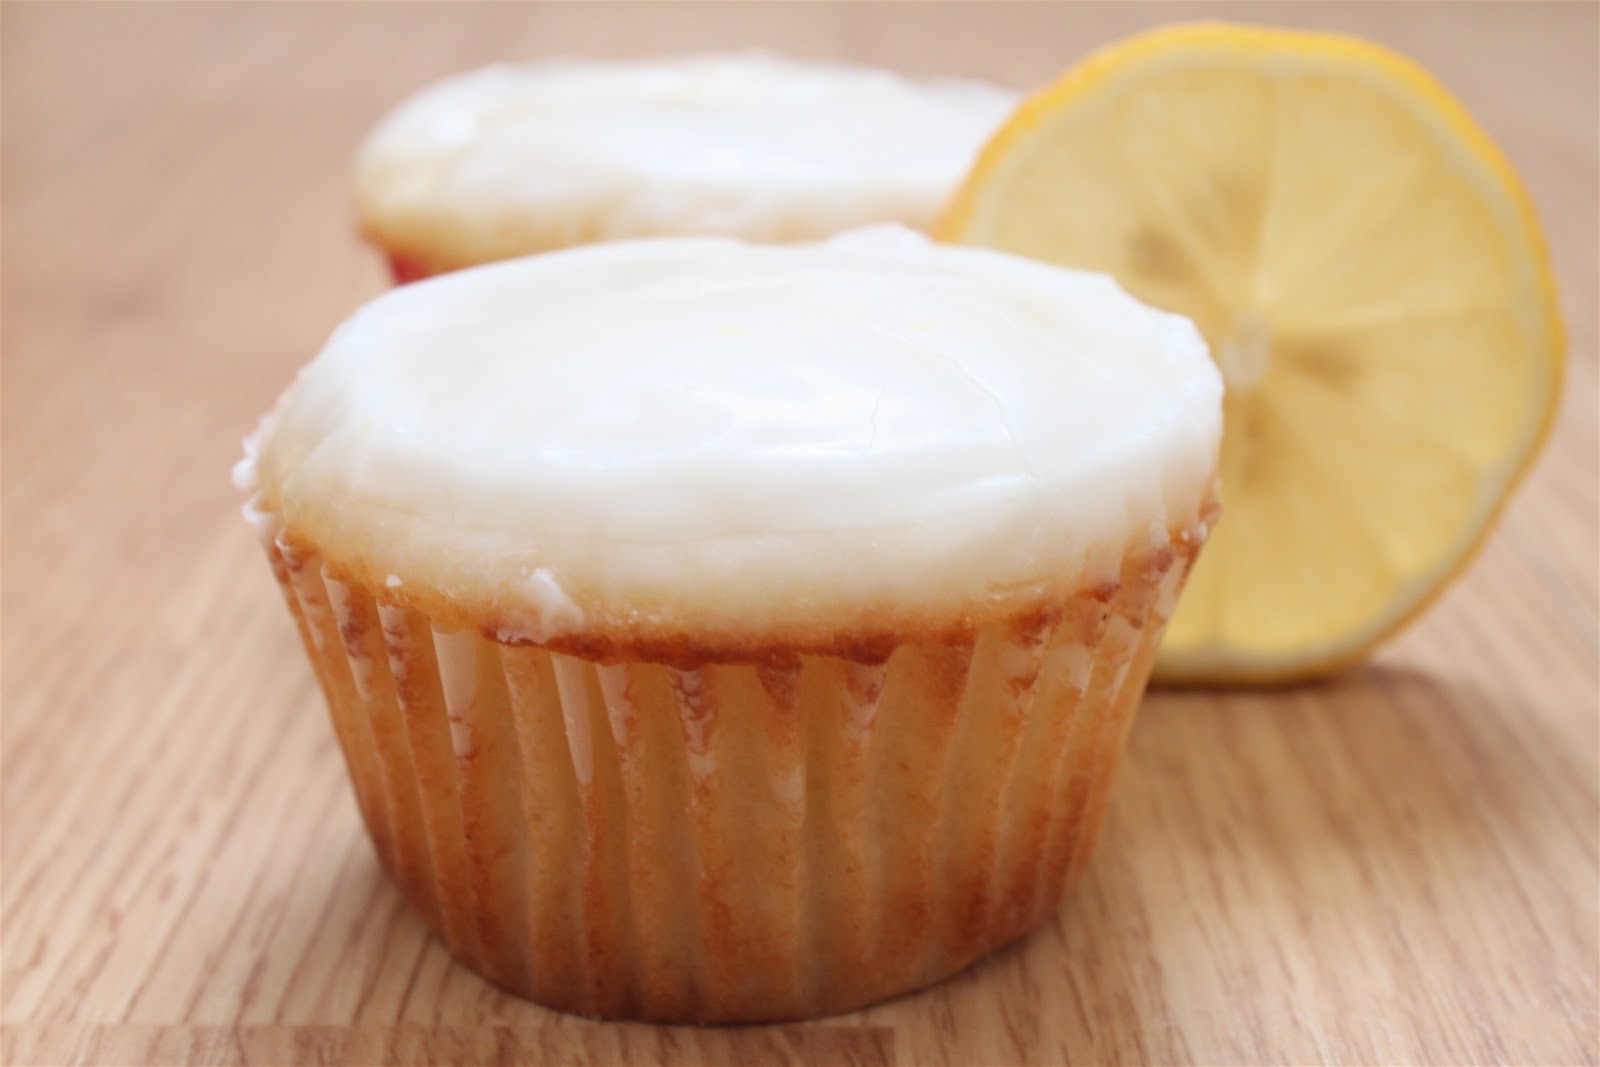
[356,54,1018,280]
[238,227,1221,1022]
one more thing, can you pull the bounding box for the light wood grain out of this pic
[2,3,1595,1064]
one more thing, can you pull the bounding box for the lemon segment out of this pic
[940,24,1564,683]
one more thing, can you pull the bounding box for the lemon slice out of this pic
[940,23,1565,684]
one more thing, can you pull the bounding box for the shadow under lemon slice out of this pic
[940,22,1565,685]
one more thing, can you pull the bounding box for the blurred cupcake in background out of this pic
[356,54,1018,281]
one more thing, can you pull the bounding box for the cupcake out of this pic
[237,226,1221,1022]
[355,54,1018,281]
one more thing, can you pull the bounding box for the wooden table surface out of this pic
[3,4,1595,1065]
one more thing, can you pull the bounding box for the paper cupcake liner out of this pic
[383,252,436,286]
[261,520,1205,1022]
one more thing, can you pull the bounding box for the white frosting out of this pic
[356,54,1019,267]
[249,228,1221,640]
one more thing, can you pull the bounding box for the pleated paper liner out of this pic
[256,507,1210,1022]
